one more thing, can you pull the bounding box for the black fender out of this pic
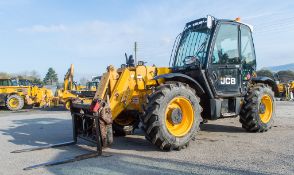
[154,73,205,95]
[251,76,279,96]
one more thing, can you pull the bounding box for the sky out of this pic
[0,0,294,81]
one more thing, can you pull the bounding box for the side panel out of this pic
[207,65,242,95]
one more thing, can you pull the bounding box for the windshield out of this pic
[11,79,18,86]
[0,79,13,86]
[87,82,98,89]
[19,79,32,86]
[171,27,210,68]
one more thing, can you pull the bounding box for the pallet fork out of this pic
[11,103,110,170]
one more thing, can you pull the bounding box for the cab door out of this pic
[207,23,242,97]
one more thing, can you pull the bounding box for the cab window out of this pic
[0,80,11,86]
[212,24,240,64]
[240,26,256,67]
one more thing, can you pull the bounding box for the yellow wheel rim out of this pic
[9,98,19,109]
[259,94,273,123]
[165,97,194,137]
[114,114,135,126]
[65,101,71,110]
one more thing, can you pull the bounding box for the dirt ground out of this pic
[0,101,293,175]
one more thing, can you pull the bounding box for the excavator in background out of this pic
[0,78,53,110]
[54,64,96,110]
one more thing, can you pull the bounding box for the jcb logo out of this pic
[220,77,236,85]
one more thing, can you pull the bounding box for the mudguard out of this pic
[252,76,279,96]
[154,73,205,94]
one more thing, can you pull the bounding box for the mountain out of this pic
[264,63,294,72]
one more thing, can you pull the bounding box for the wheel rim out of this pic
[9,98,19,109]
[259,94,273,123]
[165,96,194,137]
[65,101,71,110]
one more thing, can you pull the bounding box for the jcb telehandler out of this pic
[13,16,277,170]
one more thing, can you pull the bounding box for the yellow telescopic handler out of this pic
[12,16,278,170]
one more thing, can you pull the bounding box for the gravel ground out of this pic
[0,101,293,175]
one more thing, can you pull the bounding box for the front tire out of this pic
[240,84,275,132]
[142,82,202,151]
[6,94,25,111]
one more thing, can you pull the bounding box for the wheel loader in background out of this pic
[290,80,294,100]
[13,16,278,170]
[276,80,294,101]
[54,64,96,110]
[0,78,53,110]
[84,76,101,91]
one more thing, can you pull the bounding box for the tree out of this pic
[256,69,274,79]
[43,68,58,85]
[276,70,294,82]
[0,72,10,79]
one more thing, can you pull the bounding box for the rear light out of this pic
[90,100,100,112]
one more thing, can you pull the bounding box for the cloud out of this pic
[17,24,67,33]
[6,0,294,78]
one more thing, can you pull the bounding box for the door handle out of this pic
[212,71,218,80]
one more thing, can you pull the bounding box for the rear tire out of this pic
[239,84,275,132]
[6,94,25,111]
[142,82,201,151]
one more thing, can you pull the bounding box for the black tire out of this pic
[34,103,41,107]
[6,94,25,111]
[240,84,275,132]
[113,111,140,136]
[142,82,202,151]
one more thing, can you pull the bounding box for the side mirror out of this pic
[183,56,201,68]
[207,15,213,29]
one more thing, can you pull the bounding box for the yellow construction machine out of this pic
[276,81,294,101]
[13,16,278,170]
[286,80,294,100]
[54,64,95,109]
[85,76,100,91]
[0,78,53,110]
[290,81,294,100]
